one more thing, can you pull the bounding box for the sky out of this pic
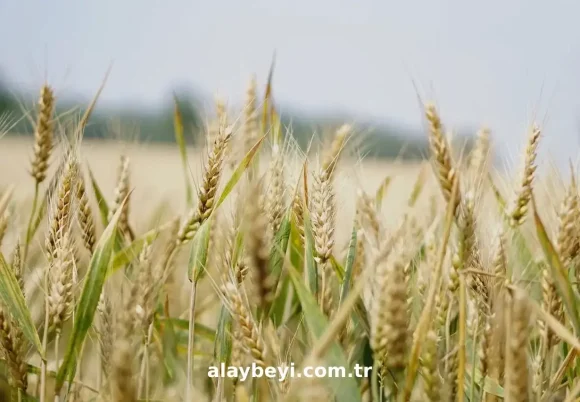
[1,0,580,171]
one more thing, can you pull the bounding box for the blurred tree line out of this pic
[0,74,474,160]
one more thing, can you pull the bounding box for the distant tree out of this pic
[0,72,15,116]
[0,71,446,161]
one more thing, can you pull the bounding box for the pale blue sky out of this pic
[1,0,580,169]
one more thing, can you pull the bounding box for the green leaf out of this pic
[330,255,345,282]
[214,307,233,364]
[464,364,504,397]
[339,225,358,306]
[159,295,179,385]
[188,219,212,282]
[288,223,303,263]
[87,164,110,227]
[155,317,216,343]
[215,134,266,211]
[73,66,110,140]
[30,191,48,239]
[269,212,291,280]
[232,228,245,267]
[55,196,126,393]
[532,196,580,334]
[109,220,174,275]
[348,335,372,370]
[0,253,43,357]
[269,273,293,328]
[303,208,318,295]
[267,213,292,325]
[110,233,158,274]
[354,303,371,335]
[261,54,276,138]
[287,264,361,402]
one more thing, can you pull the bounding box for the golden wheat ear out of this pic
[425,103,461,214]
[30,84,55,184]
[76,174,96,254]
[509,124,541,227]
[176,124,233,245]
[266,144,286,237]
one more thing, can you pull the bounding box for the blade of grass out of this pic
[532,195,580,334]
[464,365,504,397]
[267,212,292,325]
[302,266,368,364]
[303,207,318,295]
[155,317,216,343]
[73,65,111,141]
[269,212,291,280]
[231,227,245,267]
[457,274,467,402]
[519,285,580,352]
[285,263,361,402]
[270,104,283,145]
[109,219,175,274]
[269,273,293,328]
[158,294,179,385]
[330,255,345,282]
[550,349,577,398]
[261,53,276,138]
[185,279,198,401]
[187,219,211,282]
[30,191,48,241]
[339,224,358,306]
[401,174,458,401]
[86,163,129,252]
[215,134,266,211]
[0,253,43,356]
[87,164,109,227]
[185,218,211,401]
[55,194,127,393]
[213,307,233,365]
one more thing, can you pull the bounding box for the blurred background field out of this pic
[0,133,430,246]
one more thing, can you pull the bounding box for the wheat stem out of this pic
[39,298,49,402]
[185,280,197,402]
[23,183,39,264]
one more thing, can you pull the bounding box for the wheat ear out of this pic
[311,168,336,316]
[30,85,55,184]
[509,124,541,227]
[425,103,460,214]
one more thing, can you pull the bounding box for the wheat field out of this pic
[0,79,576,402]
